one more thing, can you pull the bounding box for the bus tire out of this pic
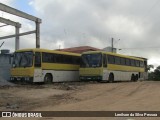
[44,73,53,84]
[131,74,135,82]
[135,74,138,81]
[108,73,114,83]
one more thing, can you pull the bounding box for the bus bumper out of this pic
[10,77,33,82]
[80,76,102,81]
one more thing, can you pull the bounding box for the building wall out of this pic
[102,47,117,53]
[0,54,12,80]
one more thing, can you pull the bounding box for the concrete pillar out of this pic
[15,25,20,50]
[36,19,41,48]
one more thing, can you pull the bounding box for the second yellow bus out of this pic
[79,51,147,82]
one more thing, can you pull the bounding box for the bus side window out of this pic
[108,55,115,64]
[115,56,120,65]
[140,61,144,67]
[76,57,80,65]
[131,59,135,66]
[126,58,130,66]
[120,57,125,65]
[35,52,41,67]
[135,60,140,67]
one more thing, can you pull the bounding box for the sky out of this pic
[0,0,160,68]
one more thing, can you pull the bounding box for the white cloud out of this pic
[0,0,14,5]
[106,15,144,36]
[1,0,160,67]
[148,57,160,69]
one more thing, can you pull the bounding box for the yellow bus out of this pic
[10,48,80,83]
[79,51,147,82]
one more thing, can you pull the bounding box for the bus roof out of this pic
[82,51,145,61]
[15,48,81,56]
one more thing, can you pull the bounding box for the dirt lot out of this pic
[1,80,160,120]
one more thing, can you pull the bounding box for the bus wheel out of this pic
[44,73,52,84]
[108,74,114,83]
[135,74,138,81]
[131,74,135,82]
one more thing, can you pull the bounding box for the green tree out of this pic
[153,66,160,81]
[147,64,154,71]
[147,65,154,80]
[148,72,155,80]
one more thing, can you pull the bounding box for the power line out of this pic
[141,0,160,20]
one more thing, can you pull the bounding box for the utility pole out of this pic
[111,38,114,52]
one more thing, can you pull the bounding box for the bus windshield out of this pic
[81,53,102,68]
[13,51,33,68]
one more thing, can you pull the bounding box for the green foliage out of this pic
[147,64,154,71]
[148,72,154,80]
[148,65,160,81]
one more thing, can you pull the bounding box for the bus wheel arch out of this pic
[44,73,53,84]
[108,73,114,83]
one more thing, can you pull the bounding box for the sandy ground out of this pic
[0,81,160,120]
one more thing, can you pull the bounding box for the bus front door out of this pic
[34,52,43,82]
